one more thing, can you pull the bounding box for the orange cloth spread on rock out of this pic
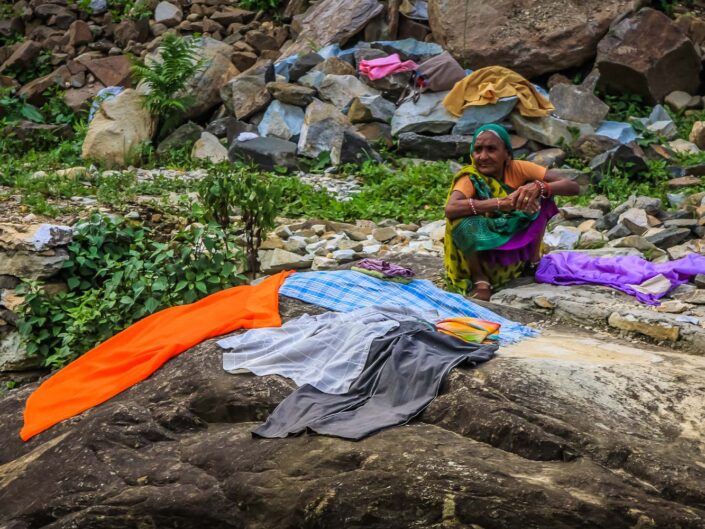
[20,270,293,441]
[452,160,546,198]
[443,65,554,118]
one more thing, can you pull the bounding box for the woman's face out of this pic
[472,132,511,179]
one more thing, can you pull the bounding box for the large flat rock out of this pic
[2,255,704,527]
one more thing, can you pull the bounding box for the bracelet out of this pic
[467,198,477,215]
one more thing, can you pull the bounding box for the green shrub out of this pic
[17,215,246,368]
[131,34,206,138]
[238,0,283,12]
[199,163,281,277]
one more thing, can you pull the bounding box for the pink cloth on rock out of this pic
[358,53,419,81]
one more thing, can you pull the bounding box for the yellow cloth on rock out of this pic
[443,65,554,118]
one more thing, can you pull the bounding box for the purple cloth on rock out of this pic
[536,252,705,305]
[355,259,415,278]
[483,199,559,268]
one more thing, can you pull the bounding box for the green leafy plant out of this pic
[131,33,206,138]
[199,163,281,278]
[601,92,651,122]
[0,87,44,123]
[238,0,283,12]
[17,214,246,368]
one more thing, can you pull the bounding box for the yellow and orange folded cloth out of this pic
[435,317,501,344]
[443,65,554,118]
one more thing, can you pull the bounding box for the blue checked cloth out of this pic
[279,270,538,345]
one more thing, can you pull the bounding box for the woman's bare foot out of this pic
[470,280,492,301]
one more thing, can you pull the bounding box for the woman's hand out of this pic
[511,183,541,211]
[497,196,515,212]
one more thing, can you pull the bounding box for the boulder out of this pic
[282,0,384,57]
[336,131,381,165]
[509,114,594,148]
[589,144,649,177]
[191,132,228,163]
[64,84,105,113]
[0,331,38,372]
[355,122,393,148]
[644,227,691,249]
[220,62,274,121]
[572,135,620,160]
[370,39,444,62]
[229,136,299,172]
[0,41,41,74]
[361,71,412,99]
[68,20,93,47]
[451,97,517,135]
[311,57,357,76]
[317,74,381,110]
[0,249,69,280]
[5,255,705,527]
[266,82,316,107]
[287,53,324,82]
[397,133,472,160]
[154,1,182,27]
[180,38,239,121]
[0,224,73,253]
[78,55,132,88]
[257,100,305,142]
[157,121,203,155]
[596,8,701,103]
[543,225,581,250]
[81,88,156,167]
[391,91,457,136]
[297,99,353,161]
[619,208,650,235]
[669,139,700,155]
[549,83,609,126]
[526,148,566,168]
[347,95,396,124]
[428,0,638,78]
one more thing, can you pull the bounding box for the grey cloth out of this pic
[253,322,496,440]
[219,305,437,395]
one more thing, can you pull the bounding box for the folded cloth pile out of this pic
[351,258,415,284]
[435,317,500,344]
[358,53,418,80]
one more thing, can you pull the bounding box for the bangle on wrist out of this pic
[467,197,477,215]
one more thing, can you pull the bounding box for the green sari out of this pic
[444,164,538,293]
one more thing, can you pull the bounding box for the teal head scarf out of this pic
[470,124,513,157]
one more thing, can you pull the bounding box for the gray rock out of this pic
[596,8,701,103]
[526,148,566,168]
[206,117,257,141]
[220,62,274,121]
[0,331,38,371]
[694,273,705,288]
[257,100,305,142]
[0,249,69,280]
[391,91,457,136]
[0,224,73,252]
[180,38,240,121]
[549,83,609,126]
[668,139,701,155]
[154,1,182,27]
[644,228,692,249]
[451,97,517,135]
[665,90,699,112]
[397,133,472,161]
[317,74,381,110]
[619,208,650,236]
[606,223,632,240]
[543,226,581,250]
[288,53,324,82]
[370,39,444,62]
[297,70,326,90]
[157,121,203,155]
[361,72,412,99]
[589,144,649,177]
[297,99,355,163]
[588,195,612,214]
[229,136,299,172]
[571,135,620,160]
[334,131,380,165]
[191,132,228,163]
[509,113,594,148]
[633,196,662,215]
[347,95,396,124]
[260,248,312,273]
[560,206,604,221]
[281,0,384,56]
[266,82,316,107]
[3,254,705,527]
